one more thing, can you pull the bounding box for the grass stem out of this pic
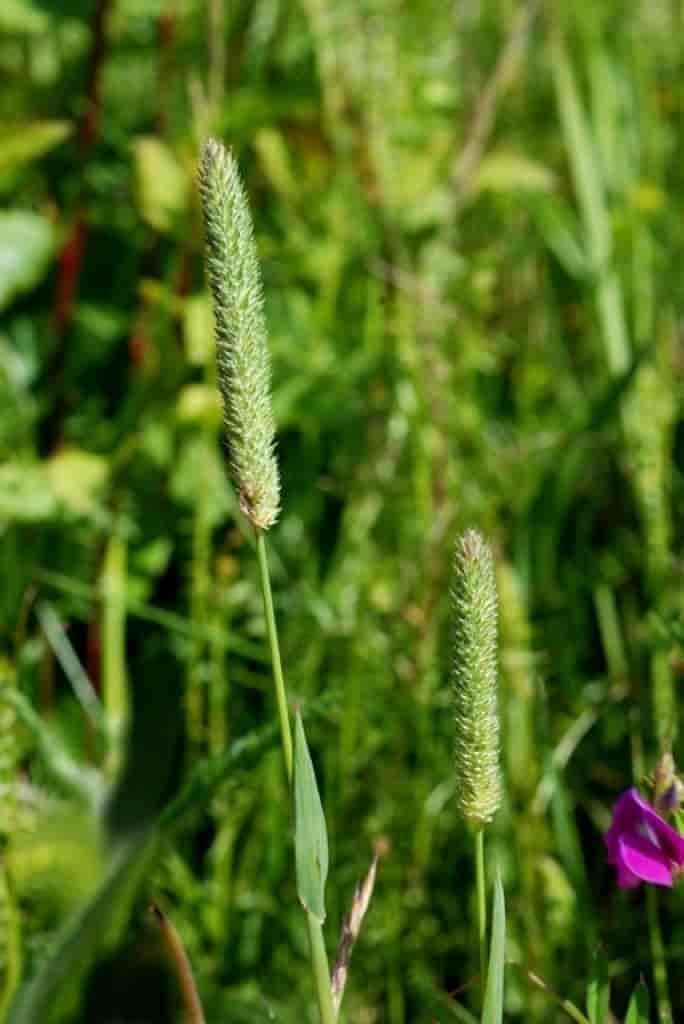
[255,528,293,784]
[475,828,487,987]
[307,912,337,1024]
[255,529,336,1023]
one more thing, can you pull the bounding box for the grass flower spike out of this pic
[605,788,684,889]
[198,138,280,530]
[451,529,501,828]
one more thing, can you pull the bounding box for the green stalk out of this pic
[0,866,22,1020]
[255,529,293,783]
[102,532,128,776]
[646,886,672,1024]
[307,912,337,1024]
[255,529,336,1023]
[475,828,486,986]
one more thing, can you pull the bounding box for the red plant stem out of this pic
[49,0,114,440]
[151,904,206,1024]
[79,0,112,152]
[155,10,178,135]
[53,214,87,336]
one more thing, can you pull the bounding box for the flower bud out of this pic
[654,751,684,816]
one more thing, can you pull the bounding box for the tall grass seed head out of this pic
[198,138,280,530]
[451,529,501,827]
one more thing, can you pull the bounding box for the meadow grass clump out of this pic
[9,10,684,1022]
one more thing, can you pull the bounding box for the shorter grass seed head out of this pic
[198,138,280,531]
[451,529,501,828]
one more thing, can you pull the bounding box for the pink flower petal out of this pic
[616,861,641,889]
[618,834,673,887]
[622,789,684,862]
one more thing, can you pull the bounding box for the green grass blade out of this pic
[550,35,609,272]
[4,687,101,804]
[625,980,650,1024]
[101,531,129,772]
[586,953,610,1024]
[36,602,105,732]
[481,869,505,1024]
[294,711,328,924]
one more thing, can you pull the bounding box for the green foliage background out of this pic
[2,0,684,1020]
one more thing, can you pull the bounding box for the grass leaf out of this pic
[0,211,54,312]
[625,980,650,1024]
[481,869,505,1024]
[586,953,610,1024]
[294,711,328,924]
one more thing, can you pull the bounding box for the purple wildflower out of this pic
[605,788,684,889]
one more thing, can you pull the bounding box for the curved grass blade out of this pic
[481,869,505,1024]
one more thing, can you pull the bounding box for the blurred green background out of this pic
[2,0,684,1020]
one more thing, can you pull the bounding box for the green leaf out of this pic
[45,448,109,519]
[528,193,588,278]
[481,870,505,1024]
[625,980,650,1024]
[294,711,328,924]
[0,211,55,312]
[551,37,610,272]
[183,292,214,365]
[133,136,187,234]
[176,384,222,427]
[0,0,48,33]
[0,461,56,525]
[473,149,556,194]
[587,953,610,1024]
[0,121,72,182]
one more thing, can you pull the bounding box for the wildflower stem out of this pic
[255,528,293,784]
[307,912,337,1024]
[475,827,487,986]
[646,886,673,1024]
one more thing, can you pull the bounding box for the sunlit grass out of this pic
[1,1,684,1021]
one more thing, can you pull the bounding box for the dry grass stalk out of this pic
[330,843,385,1015]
